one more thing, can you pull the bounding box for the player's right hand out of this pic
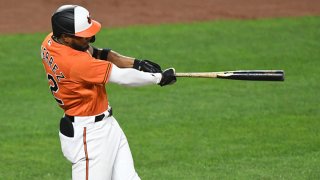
[159,68,177,86]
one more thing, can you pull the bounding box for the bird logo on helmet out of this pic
[51,5,101,38]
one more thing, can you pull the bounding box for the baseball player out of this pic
[41,5,176,180]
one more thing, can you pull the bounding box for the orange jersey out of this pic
[41,33,112,116]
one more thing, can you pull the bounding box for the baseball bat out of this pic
[175,70,285,81]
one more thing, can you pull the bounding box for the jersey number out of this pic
[47,74,64,105]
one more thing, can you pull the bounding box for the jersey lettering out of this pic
[48,57,54,68]
[41,45,66,105]
[41,46,66,81]
[56,72,65,82]
[52,64,58,73]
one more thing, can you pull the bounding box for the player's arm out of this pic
[89,46,162,73]
[71,55,176,87]
[106,50,135,68]
[109,64,176,87]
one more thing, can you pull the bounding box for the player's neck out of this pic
[53,36,67,46]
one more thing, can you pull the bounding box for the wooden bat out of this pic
[175,70,285,81]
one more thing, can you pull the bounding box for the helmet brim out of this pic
[75,20,101,38]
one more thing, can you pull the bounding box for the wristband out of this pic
[92,46,99,58]
[133,59,141,70]
[100,48,111,60]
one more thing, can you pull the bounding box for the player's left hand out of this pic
[133,59,162,73]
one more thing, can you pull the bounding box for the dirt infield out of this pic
[1,0,319,34]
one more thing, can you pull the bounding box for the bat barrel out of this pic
[218,70,285,81]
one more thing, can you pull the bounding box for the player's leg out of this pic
[71,116,122,180]
[62,115,139,180]
[59,117,92,180]
[111,120,141,180]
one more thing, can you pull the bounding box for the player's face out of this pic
[69,36,93,51]
[61,34,94,52]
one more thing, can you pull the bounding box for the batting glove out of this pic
[159,68,177,86]
[133,59,162,73]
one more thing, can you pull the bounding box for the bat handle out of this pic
[175,72,218,78]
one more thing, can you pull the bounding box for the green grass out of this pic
[0,16,320,179]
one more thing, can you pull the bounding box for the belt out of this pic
[65,108,113,123]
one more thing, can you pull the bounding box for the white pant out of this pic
[59,110,140,180]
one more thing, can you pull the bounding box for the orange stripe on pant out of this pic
[83,127,89,180]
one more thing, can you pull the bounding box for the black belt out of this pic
[65,108,113,123]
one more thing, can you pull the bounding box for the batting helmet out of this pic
[51,5,101,38]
